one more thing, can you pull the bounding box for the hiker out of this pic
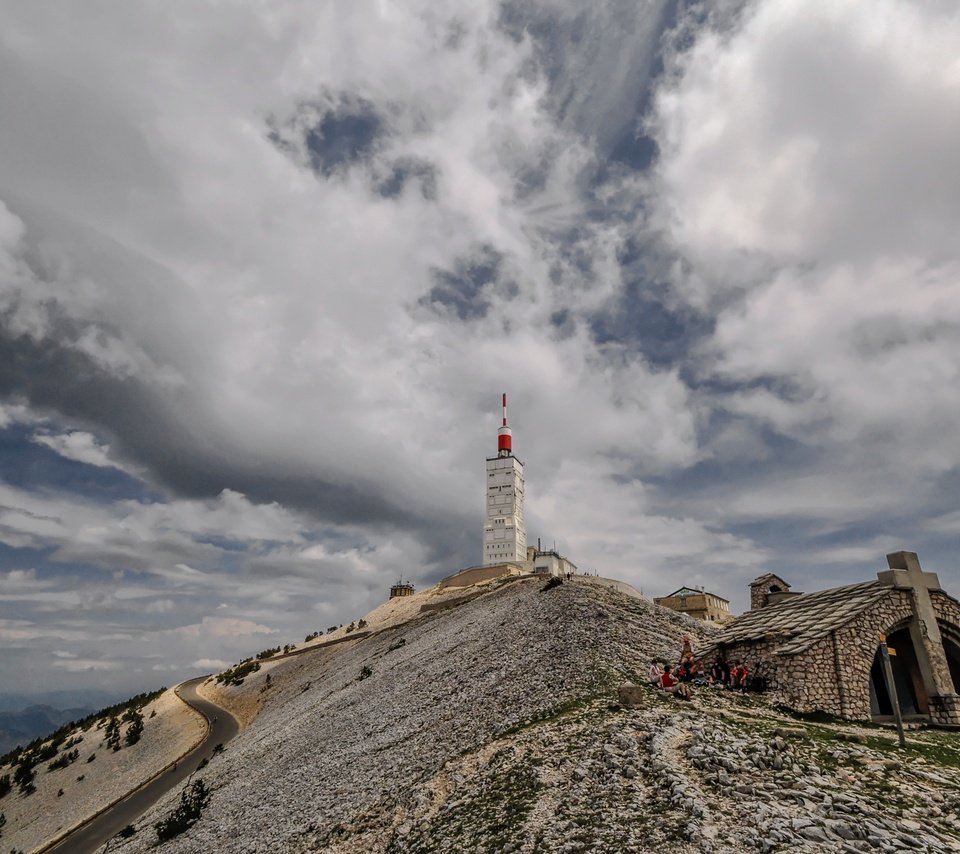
[730,660,749,690]
[648,660,663,685]
[660,664,692,700]
[709,657,730,686]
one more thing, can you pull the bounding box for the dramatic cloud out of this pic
[0,0,956,698]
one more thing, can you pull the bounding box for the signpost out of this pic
[878,633,907,749]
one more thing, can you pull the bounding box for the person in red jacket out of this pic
[660,665,692,700]
[730,660,749,690]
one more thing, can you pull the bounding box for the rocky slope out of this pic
[88,577,960,852]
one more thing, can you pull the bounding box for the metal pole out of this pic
[879,634,907,749]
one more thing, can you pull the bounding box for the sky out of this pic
[1,0,959,700]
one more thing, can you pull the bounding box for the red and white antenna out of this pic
[497,392,512,456]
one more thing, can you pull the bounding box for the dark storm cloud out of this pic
[0,328,420,531]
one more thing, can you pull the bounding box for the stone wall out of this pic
[714,589,960,723]
[438,563,525,589]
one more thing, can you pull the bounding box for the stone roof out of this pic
[750,572,791,588]
[711,580,892,655]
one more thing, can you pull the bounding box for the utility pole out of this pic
[878,633,907,749]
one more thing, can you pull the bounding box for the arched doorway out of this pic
[869,623,930,720]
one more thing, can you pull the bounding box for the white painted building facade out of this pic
[531,549,577,578]
[483,454,526,565]
[483,394,526,565]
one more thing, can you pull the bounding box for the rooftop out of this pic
[658,586,729,602]
[710,580,892,655]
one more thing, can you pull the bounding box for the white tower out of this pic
[483,393,526,565]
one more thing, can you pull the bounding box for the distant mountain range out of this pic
[0,688,119,714]
[0,690,119,755]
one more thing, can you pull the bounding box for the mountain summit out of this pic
[6,576,959,853]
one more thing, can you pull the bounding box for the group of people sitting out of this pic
[648,635,753,701]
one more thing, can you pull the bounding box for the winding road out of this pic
[40,677,239,854]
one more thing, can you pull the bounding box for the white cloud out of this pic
[649,0,960,521]
[32,430,129,471]
[51,657,121,672]
[190,658,230,670]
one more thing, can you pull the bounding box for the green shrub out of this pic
[104,717,121,752]
[124,709,144,745]
[541,576,563,592]
[215,659,261,686]
[13,758,35,794]
[0,775,10,799]
[154,779,210,841]
[117,825,136,839]
[48,749,80,771]
[359,665,373,680]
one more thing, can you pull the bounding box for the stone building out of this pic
[654,586,731,623]
[749,573,802,610]
[707,552,960,725]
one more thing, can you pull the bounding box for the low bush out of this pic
[124,709,144,745]
[13,758,35,795]
[48,748,80,771]
[104,717,121,752]
[154,779,211,841]
[215,660,261,686]
[541,576,563,592]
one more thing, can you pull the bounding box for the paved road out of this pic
[41,677,239,854]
